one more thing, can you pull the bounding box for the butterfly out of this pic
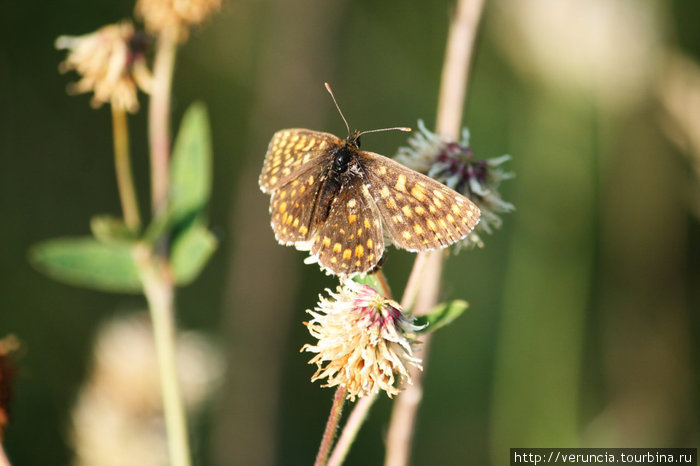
[259,84,480,277]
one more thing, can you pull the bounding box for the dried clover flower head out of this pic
[395,120,515,248]
[302,281,424,401]
[135,0,222,39]
[56,22,152,113]
[71,314,223,466]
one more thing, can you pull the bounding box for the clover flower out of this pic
[71,314,223,466]
[302,281,424,401]
[56,22,152,113]
[395,120,514,248]
[135,0,222,39]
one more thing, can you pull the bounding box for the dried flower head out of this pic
[0,335,19,442]
[56,22,152,113]
[395,120,514,248]
[71,314,224,466]
[302,281,424,401]
[135,0,222,39]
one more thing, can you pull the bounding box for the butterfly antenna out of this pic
[325,83,351,136]
[358,126,412,137]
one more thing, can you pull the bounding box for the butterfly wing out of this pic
[269,163,327,245]
[309,174,385,276]
[358,151,480,251]
[259,129,341,193]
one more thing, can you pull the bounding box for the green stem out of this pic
[314,387,347,466]
[144,24,190,466]
[111,105,141,230]
[136,247,191,466]
[149,26,177,215]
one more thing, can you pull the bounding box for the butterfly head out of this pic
[346,130,362,149]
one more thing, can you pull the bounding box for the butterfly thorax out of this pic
[315,133,363,225]
[331,132,361,174]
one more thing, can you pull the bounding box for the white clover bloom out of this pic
[56,22,152,113]
[135,0,223,39]
[302,281,424,401]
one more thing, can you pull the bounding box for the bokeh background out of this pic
[1,0,699,464]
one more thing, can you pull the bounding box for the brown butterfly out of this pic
[259,84,480,277]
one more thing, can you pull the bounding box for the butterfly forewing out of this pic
[310,176,384,276]
[269,163,326,245]
[259,129,341,193]
[359,152,480,251]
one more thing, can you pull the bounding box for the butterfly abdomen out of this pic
[312,143,356,223]
[316,176,341,224]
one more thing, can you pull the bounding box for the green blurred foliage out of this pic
[1,0,699,465]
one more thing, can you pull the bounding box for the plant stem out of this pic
[144,24,190,466]
[399,252,429,311]
[326,395,376,466]
[111,105,141,230]
[435,0,484,138]
[136,246,191,466]
[149,26,177,215]
[384,1,485,465]
[314,387,347,466]
[374,270,393,299]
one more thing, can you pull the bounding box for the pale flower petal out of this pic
[135,0,223,39]
[56,22,152,113]
[302,281,424,401]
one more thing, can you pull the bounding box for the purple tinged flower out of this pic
[301,280,424,401]
[395,120,514,248]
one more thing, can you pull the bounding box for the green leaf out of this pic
[142,208,179,245]
[29,238,142,293]
[171,225,217,285]
[90,215,138,244]
[170,102,212,224]
[415,300,468,333]
[353,274,381,290]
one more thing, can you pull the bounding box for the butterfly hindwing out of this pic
[310,175,384,276]
[259,129,341,193]
[358,151,480,251]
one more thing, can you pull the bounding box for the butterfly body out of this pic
[260,128,480,277]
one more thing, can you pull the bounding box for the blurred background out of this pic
[1,0,698,464]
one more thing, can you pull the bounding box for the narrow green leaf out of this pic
[415,300,469,333]
[29,238,142,293]
[170,102,212,224]
[90,215,138,244]
[171,225,217,285]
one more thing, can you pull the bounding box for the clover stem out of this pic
[143,24,190,466]
[111,104,141,230]
[136,246,191,466]
[149,25,177,215]
[314,387,347,466]
[384,1,485,465]
[374,269,393,299]
[326,394,376,466]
